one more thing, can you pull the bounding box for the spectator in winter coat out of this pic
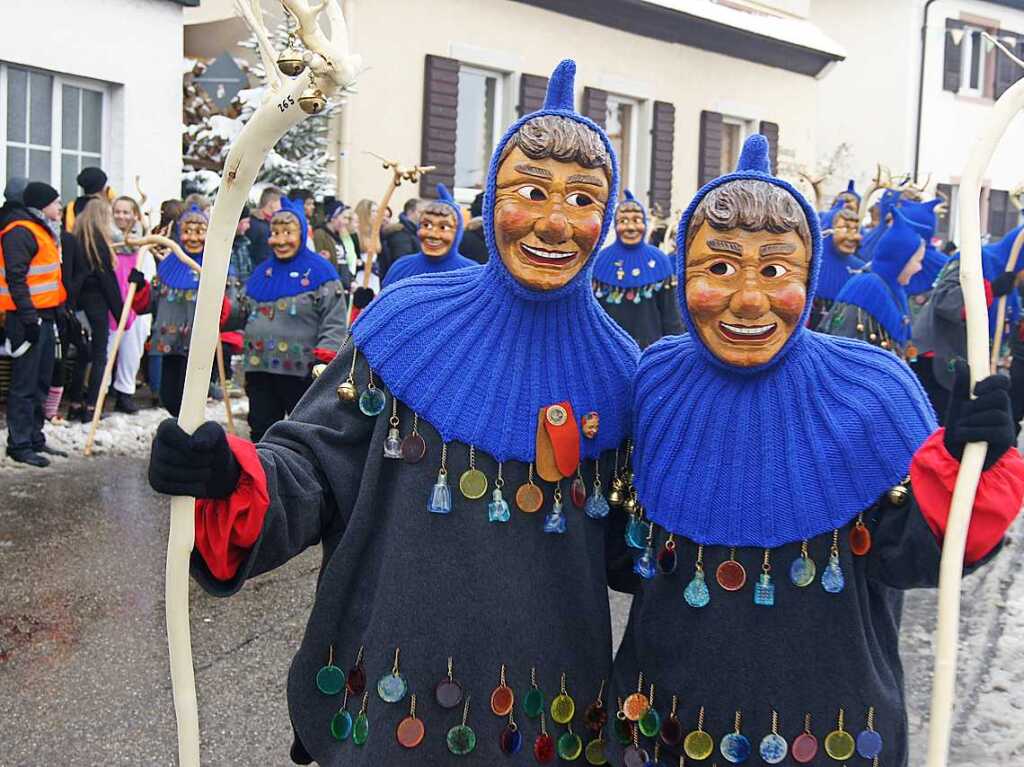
[247,186,283,266]
[378,196,420,280]
[64,166,110,231]
[312,200,355,288]
[1,182,69,466]
[458,190,489,264]
[230,207,254,282]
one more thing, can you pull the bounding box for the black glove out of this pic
[127,268,147,289]
[148,419,241,498]
[352,286,375,309]
[991,271,1017,298]
[21,319,40,345]
[943,361,1016,470]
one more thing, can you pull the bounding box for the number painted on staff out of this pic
[278,95,296,112]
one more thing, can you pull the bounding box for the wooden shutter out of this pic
[995,31,1023,98]
[1006,194,1022,236]
[518,74,549,117]
[420,54,459,197]
[944,19,965,93]
[648,100,675,215]
[988,189,1009,238]
[935,182,953,243]
[758,120,779,175]
[581,87,608,128]
[698,111,723,188]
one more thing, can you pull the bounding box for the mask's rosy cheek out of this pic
[686,277,732,318]
[770,282,807,322]
[573,212,604,251]
[494,204,533,244]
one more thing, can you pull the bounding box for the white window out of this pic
[961,26,987,97]
[720,116,754,176]
[605,94,640,194]
[455,65,504,199]
[1,64,107,203]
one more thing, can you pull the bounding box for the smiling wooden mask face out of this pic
[493,146,609,291]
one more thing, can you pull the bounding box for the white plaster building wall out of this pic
[0,0,184,205]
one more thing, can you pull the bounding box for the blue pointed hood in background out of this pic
[982,224,1024,326]
[592,189,673,289]
[631,135,936,548]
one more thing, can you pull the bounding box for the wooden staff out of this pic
[988,227,1024,374]
[926,73,1024,767]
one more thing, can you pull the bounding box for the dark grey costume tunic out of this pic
[593,277,685,350]
[149,273,241,357]
[192,340,635,765]
[818,301,909,359]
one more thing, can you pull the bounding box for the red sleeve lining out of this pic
[313,347,337,364]
[131,282,151,314]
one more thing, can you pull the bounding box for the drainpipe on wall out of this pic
[336,0,355,202]
[913,0,940,179]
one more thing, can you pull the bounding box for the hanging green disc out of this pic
[551,693,576,724]
[557,731,583,760]
[638,706,661,737]
[613,716,632,746]
[447,724,477,755]
[584,736,608,765]
[824,730,855,760]
[352,711,369,746]
[330,710,353,741]
[316,664,345,695]
[524,687,545,718]
[684,730,715,760]
[459,468,489,500]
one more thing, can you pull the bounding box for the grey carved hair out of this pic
[686,179,810,251]
[421,201,457,219]
[499,115,613,179]
[616,200,645,217]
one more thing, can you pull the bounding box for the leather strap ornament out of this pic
[535,401,580,481]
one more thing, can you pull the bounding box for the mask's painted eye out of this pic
[517,185,547,202]
[761,264,789,278]
[566,192,594,207]
[709,261,736,277]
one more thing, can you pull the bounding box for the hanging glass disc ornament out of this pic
[614,705,632,745]
[544,485,568,534]
[316,645,345,695]
[660,695,682,746]
[716,549,747,591]
[428,445,452,515]
[435,657,463,709]
[359,369,386,416]
[638,683,661,737]
[719,711,752,764]
[583,681,608,733]
[551,673,576,724]
[524,668,545,718]
[377,647,408,703]
[622,745,649,767]
[657,535,678,575]
[571,472,587,508]
[789,541,816,587]
[330,688,353,741]
[849,514,872,555]
[584,735,607,765]
[759,711,787,764]
[856,707,883,758]
[791,715,818,763]
[625,515,650,549]
[822,530,845,594]
[684,708,714,760]
[346,645,366,696]
[490,664,515,716]
[500,710,523,755]
[516,463,544,513]
[447,697,477,756]
[557,728,583,760]
[383,399,403,459]
[824,709,855,760]
[459,446,488,500]
[352,692,370,746]
[622,672,649,722]
[534,713,556,764]
[684,546,711,608]
[396,694,425,749]
[401,413,427,463]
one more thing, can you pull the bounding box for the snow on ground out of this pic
[0,398,247,472]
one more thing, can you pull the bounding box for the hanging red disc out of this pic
[791,732,819,763]
[490,684,514,716]
[401,433,426,463]
[516,483,544,514]
[396,715,425,748]
[570,477,587,508]
[849,524,872,556]
[346,663,366,696]
[715,559,747,591]
[534,733,556,763]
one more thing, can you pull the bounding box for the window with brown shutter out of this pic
[994,31,1023,98]
[581,87,608,129]
[944,19,965,92]
[420,54,459,197]
[698,111,723,188]
[518,74,548,117]
[648,101,675,215]
[758,121,779,175]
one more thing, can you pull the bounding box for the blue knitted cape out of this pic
[381,184,477,288]
[352,60,639,463]
[815,207,865,301]
[631,135,936,548]
[245,197,338,301]
[592,190,673,289]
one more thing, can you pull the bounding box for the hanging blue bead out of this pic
[753,572,775,606]
[428,471,452,514]
[788,552,816,588]
[625,517,649,549]
[856,729,883,758]
[585,493,610,519]
[634,545,657,579]
[488,488,511,523]
[720,732,752,763]
[543,497,567,534]
[822,552,845,593]
[684,569,710,608]
[759,733,787,763]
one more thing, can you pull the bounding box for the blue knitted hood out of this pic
[592,190,673,289]
[352,59,639,462]
[631,135,936,547]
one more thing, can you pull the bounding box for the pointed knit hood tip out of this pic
[634,134,936,548]
[352,59,639,464]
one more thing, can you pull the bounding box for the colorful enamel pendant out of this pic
[625,511,649,549]
[447,697,477,756]
[571,468,587,509]
[358,370,386,416]
[850,514,872,555]
[716,549,747,592]
[491,664,515,716]
[315,645,345,695]
[551,673,576,724]
[623,722,649,767]
[557,725,583,760]
[459,445,488,500]
[720,711,751,764]
[856,707,884,758]
[789,541,816,588]
[377,647,408,703]
[583,680,608,733]
[396,694,425,749]
[585,460,610,519]
[544,484,568,534]
[683,707,714,761]
[500,709,523,755]
[535,712,556,763]
[660,695,682,746]
[516,463,544,513]
[346,645,366,696]
[684,546,711,608]
[488,464,511,523]
[613,699,632,746]
[791,714,818,763]
[822,530,845,594]
[427,444,452,514]
[824,708,855,760]
[352,692,370,746]
[584,732,608,765]
[383,399,403,459]
[758,711,788,764]
[435,656,464,709]
[754,549,775,607]
[657,534,678,575]
[400,413,427,463]
[638,684,661,737]
[524,667,545,719]
[330,689,353,741]
[622,672,649,722]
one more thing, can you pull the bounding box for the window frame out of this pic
[605,93,642,195]
[453,63,506,205]
[720,115,755,176]
[959,26,987,98]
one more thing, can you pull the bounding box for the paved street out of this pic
[1,455,1021,765]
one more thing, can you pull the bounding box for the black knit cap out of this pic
[76,166,108,194]
[22,181,59,210]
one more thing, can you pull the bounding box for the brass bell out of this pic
[869,333,878,342]
[336,380,357,403]
[608,478,624,507]
[299,86,327,115]
[856,323,865,333]
[887,483,910,506]
[277,46,306,77]
[622,494,638,514]
[880,340,890,349]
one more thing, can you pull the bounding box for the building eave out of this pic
[509,0,846,77]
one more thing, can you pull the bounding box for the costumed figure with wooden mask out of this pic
[147,60,641,766]
[809,204,864,329]
[592,190,684,349]
[608,135,1024,767]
